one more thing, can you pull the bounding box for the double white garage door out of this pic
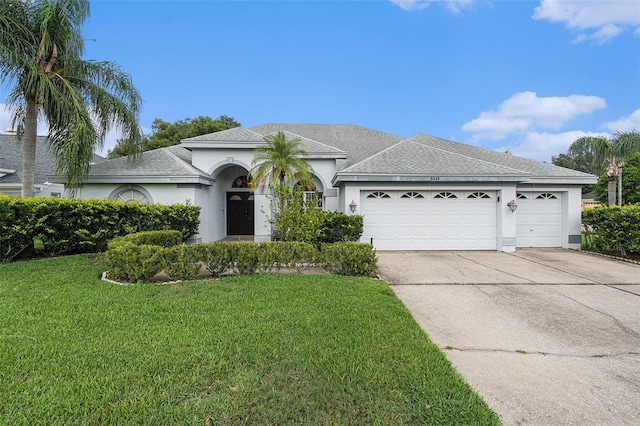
[360,190,562,250]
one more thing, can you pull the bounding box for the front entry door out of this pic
[227,192,254,235]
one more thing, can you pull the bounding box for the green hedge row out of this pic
[104,233,378,283]
[0,196,200,262]
[582,204,640,256]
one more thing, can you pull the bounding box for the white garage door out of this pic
[361,190,497,250]
[516,192,562,247]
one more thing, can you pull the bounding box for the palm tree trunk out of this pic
[21,100,38,198]
[607,177,616,207]
[618,169,622,206]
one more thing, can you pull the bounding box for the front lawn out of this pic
[0,255,499,425]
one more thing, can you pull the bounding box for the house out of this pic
[69,123,597,252]
[0,132,106,197]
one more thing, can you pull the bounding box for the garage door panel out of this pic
[361,190,497,250]
[516,192,562,247]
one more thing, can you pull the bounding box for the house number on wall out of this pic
[429,177,440,181]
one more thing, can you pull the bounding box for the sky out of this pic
[1,0,639,162]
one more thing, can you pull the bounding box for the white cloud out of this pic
[462,91,606,140]
[533,0,640,43]
[498,130,610,162]
[390,0,476,14]
[603,109,640,132]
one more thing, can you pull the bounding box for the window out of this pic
[232,175,249,188]
[466,192,491,199]
[516,193,527,199]
[401,191,424,199]
[536,193,557,200]
[114,188,150,204]
[366,191,391,199]
[434,191,457,199]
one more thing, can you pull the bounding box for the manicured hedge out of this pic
[0,196,200,262]
[582,204,640,256]
[103,235,378,283]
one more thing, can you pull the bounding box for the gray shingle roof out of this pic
[250,123,404,168]
[183,127,265,142]
[341,138,528,176]
[410,134,595,178]
[85,145,212,181]
[0,134,56,184]
[263,130,346,156]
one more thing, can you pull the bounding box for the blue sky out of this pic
[1,0,639,161]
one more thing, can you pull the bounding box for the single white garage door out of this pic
[361,190,497,250]
[516,192,562,247]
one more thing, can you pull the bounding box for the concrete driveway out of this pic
[378,249,640,425]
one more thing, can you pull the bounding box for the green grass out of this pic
[0,255,499,425]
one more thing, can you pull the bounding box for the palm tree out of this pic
[0,0,142,197]
[569,130,640,206]
[249,131,313,191]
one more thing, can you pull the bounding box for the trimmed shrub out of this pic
[0,195,200,262]
[104,244,168,283]
[199,242,234,277]
[582,205,640,256]
[320,242,378,276]
[108,230,183,249]
[319,211,364,243]
[164,244,203,281]
[233,242,260,275]
[256,241,316,272]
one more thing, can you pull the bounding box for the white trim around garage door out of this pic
[360,190,498,250]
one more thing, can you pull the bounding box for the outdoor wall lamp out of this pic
[349,199,358,213]
[507,199,518,213]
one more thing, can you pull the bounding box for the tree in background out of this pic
[552,143,598,174]
[108,115,240,159]
[249,131,313,191]
[566,130,640,206]
[592,153,640,205]
[0,0,142,197]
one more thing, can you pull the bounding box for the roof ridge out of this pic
[162,146,207,176]
[339,138,408,173]
[409,134,530,174]
[270,130,347,154]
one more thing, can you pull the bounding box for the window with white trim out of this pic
[366,191,391,199]
[400,191,424,199]
[114,188,150,204]
[536,193,557,200]
[434,191,457,199]
[466,192,491,199]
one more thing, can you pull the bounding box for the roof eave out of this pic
[525,176,599,185]
[332,173,531,185]
[50,175,215,185]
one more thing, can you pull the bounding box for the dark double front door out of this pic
[227,192,254,235]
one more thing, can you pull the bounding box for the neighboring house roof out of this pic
[74,144,215,185]
[0,134,56,186]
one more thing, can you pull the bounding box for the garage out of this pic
[361,190,497,250]
[516,192,563,247]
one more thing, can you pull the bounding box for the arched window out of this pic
[232,175,249,188]
[109,185,153,204]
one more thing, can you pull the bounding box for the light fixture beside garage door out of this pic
[507,199,518,212]
[349,199,358,213]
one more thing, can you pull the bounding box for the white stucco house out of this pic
[68,123,597,252]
